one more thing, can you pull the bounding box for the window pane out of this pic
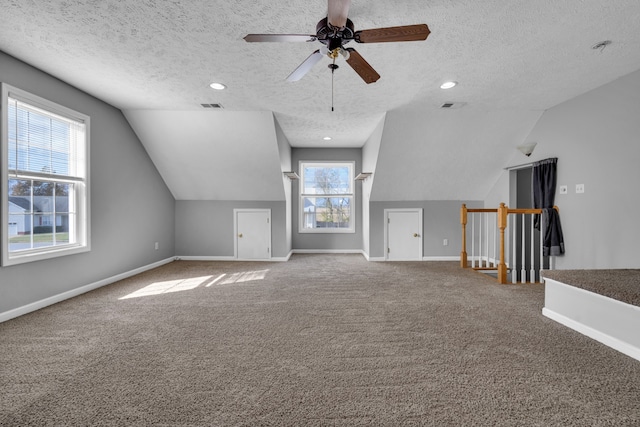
[302,197,352,229]
[56,183,72,215]
[33,181,54,217]
[9,178,31,199]
[8,214,31,252]
[34,213,54,248]
[56,214,70,244]
[303,165,352,195]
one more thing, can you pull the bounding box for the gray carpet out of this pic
[1,254,639,426]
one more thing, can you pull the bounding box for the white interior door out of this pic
[235,209,271,260]
[385,209,423,261]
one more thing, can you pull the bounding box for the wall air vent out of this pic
[201,103,223,109]
[440,102,466,109]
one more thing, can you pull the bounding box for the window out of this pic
[299,161,354,233]
[1,83,90,266]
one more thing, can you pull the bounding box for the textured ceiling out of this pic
[2,0,640,148]
[1,1,640,201]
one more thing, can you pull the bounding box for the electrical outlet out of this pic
[155,242,159,250]
[576,184,585,194]
[559,185,568,194]
[443,239,448,246]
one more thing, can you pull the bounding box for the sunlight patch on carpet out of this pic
[219,269,269,285]
[119,270,270,299]
[119,276,212,299]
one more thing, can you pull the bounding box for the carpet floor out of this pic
[1,254,639,426]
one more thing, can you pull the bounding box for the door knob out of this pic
[238,233,243,238]
[413,233,419,237]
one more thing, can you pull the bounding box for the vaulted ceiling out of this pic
[1,1,639,201]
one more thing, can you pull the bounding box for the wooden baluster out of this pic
[497,203,508,284]
[460,204,468,268]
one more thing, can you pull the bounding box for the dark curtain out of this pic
[532,158,565,256]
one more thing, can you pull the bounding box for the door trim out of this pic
[234,209,271,260]
[384,208,423,261]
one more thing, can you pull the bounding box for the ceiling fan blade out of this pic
[244,34,316,43]
[286,50,325,82]
[355,24,430,43]
[327,0,351,28]
[345,48,380,84]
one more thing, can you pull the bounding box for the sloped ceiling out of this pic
[124,110,285,200]
[1,1,640,202]
[371,105,543,201]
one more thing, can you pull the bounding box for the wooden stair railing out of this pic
[461,203,554,284]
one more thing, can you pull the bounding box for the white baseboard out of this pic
[369,256,460,262]
[542,308,640,362]
[292,249,365,255]
[0,257,175,324]
[271,252,292,262]
[423,256,460,261]
[176,252,459,263]
[176,256,236,261]
[177,254,291,262]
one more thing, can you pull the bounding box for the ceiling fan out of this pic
[243,0,430,84]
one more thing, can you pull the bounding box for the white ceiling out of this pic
[1,1,640,200]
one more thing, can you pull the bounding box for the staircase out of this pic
[460,203,557,284]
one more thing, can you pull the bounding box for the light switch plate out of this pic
[559,185,568,194]
[576,184,585,194]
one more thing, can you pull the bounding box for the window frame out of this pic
[298,161,355,234]
[1,83,90,266]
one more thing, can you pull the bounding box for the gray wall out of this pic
[274,118,293,256]
[485,69,640,269]
[291,148,363,251]
[361,116,386,258]
[175,200,288,258]
[0,51,175,314]
[369,200,483,259]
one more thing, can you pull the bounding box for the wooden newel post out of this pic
[497,203,508,284]
[460,204,468,268]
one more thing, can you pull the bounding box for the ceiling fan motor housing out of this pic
[316,17,354,51]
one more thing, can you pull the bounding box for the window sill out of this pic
[2,244,90,267]
[298,228,356,234]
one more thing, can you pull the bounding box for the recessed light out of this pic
[323,136,332,141]
[440,81,457,89]
[209,82,226,90]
